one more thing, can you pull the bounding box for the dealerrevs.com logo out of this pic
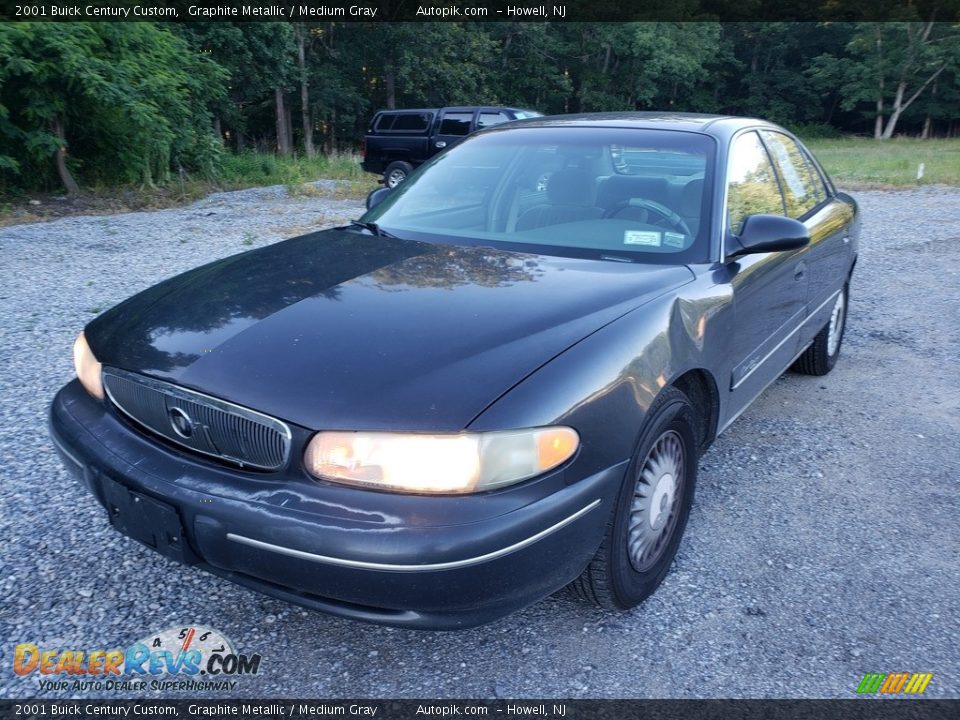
[856,672,934,695]
[13,625,262,693]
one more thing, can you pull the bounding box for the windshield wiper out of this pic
[349,220,398,239]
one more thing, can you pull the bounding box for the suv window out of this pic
[374,114,395,131]
[439,112,474,136]
[477,111,510,129]
[760,131,827,218]
[726,131,785,234]
[391,113,431,132]
[374,112,431,133]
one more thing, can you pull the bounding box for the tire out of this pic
[567,387,698,609]
[792,284,848,376]
[383,161,413,188]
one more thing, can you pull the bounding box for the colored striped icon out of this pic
[856,672,933,694]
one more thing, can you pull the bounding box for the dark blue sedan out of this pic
[51,113,859,629]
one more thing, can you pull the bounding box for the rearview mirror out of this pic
[366,187,392,210]
[727,214,809,259]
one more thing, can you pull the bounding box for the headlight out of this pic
[304,427,579,494]
[73,332,104,400]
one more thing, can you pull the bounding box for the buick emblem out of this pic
[168,407,194,439]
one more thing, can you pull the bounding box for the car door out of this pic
[433,110,475,156]
[721,130,808,422]
[759,130,855,346]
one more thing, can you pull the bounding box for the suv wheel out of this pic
[384,161,413,188]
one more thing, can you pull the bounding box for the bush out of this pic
[791,122,843,140]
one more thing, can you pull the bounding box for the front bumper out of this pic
[50,380,624,629]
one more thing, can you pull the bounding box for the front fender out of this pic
[469,277,730,480]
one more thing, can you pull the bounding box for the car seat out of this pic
[514,169,604,231]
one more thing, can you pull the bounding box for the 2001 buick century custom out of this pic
[50,114,859,629]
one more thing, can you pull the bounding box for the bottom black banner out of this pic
[1,700,958,720]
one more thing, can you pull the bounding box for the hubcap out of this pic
[628,430,685,572]
[827,291,846,356]
[386,170,405,187]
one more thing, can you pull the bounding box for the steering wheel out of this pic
[604,198,692,237]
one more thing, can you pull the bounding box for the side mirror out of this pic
[366,187,392,210]
[727,214,809,259]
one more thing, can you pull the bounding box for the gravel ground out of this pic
[0,183,958,700]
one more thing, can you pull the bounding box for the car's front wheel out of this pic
[383,161,413,188]
[568,387,698,609]
[793,284,848,376]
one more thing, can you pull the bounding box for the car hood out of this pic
[86,229,693,431]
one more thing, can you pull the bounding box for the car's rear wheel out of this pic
[384,161,413,188]
[567,387,698,609]
[793,284,848,376]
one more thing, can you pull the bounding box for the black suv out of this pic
[361,106,540,186]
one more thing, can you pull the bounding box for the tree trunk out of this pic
[874,27,884,140]
[213,115,222,143]
[921,76,939,140]
[51,117,81,195]
[384,64,396,109]
[881,63,946,140]
[275,88,291,155]
[874,96,884,139]
[825,94,839,124]
[881,81,906,139]
[296,24,315,158]
[286,105,294,154]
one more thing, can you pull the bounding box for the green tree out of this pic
[0,22,225,193]
[174,23,295,153]
[810,21,960,138]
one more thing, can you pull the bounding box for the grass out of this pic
[218,150,367,187]
[805,137,960,188]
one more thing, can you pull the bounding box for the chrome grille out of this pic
[102,368,291,471]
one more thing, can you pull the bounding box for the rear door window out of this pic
[373,114,396,131]
[439,112,474,136]
[391,113,431,132]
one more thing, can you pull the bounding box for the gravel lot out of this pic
[1,184,958,699]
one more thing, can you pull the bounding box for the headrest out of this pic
[680,179,704,216]
[596,175,669,207]
[546,169,594,206]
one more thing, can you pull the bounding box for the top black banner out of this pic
[2,0,959,22]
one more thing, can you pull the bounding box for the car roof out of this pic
[373,106,532,114]
[495,112,782,139]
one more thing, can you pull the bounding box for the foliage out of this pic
[0,23,226,193]
[809,21,960,138]
[2,20,960,197]
[218,150,367,187]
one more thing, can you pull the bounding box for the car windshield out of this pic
[363,127,716,263]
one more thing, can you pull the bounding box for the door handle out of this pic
[794,262,806,280]
[435,141,447,149]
